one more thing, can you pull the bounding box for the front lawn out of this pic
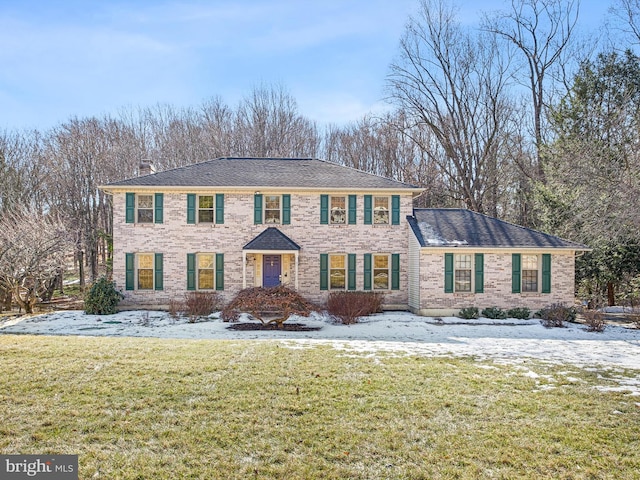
[0,335,638,479]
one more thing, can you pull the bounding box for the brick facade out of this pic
[112,190,413,308]
[410,249,577,316]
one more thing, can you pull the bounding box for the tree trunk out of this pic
[12,283,35,314]
[607,282,616,307]
[78,250,85,292]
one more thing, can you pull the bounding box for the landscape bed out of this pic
[1,333,639,479]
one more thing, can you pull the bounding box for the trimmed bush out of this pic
[84,277,124,315]
[221,286,319,327]
[184,292,222,322]
[326,291,384,324]
[458,307,479,320]
[506,307,531,319]
[168,298,184,320]
[583,310,606,332]
[536,303,577,328]
[481,306,507,319]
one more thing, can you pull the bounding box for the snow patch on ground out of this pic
[2,309,640,395]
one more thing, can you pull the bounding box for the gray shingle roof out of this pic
[243,227,301,251]
[408,209,588,249]
[106,157,419,190]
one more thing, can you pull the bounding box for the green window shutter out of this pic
[320,195,329,224]
[154,253,163,290]
[512,254,521,293]
[542,254,551,293]
[363,253,372,290]
[320,254,328,290]
[444,253,454,293]
[125,253,134,290]
[364,195,372,225]
[348,195,357,224]
[154,193,164,224]
[391,253,400,290]
[215,193,224,224]
[347,254,356,290]
[282,194,291,225]
[254,194,263,224]
[475,253,484,293]
[391,195,400,225]
[126,193,135,223]
[187,194,196,224]
[215,253,224,291]
[187,253,196,290]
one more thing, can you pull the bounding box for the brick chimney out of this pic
[139,160,156,176]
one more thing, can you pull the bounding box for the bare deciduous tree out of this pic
[0,129,49,214]
[483,0,580,177]
[234,84,320,158]
[610,0,640,46]
[387,0,515,215]
[0,208,71,313]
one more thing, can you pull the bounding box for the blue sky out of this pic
[0,0,611,131]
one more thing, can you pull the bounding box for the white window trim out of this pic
[197,194,216,224]
[373,196,390,225]
[521,254,540,293]
[264,194,282,224]
[372,253,391,290]
[454,254,473,293]
[329,253,347,290]
[196,252,215,290]
[137,252,155,290]
[329,195,347,225]
[136,194,154,224]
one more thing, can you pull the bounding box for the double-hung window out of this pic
[137,253,154,289]
[198,196,215,223]
[265,195,281,224]
[197,253,215,290]
[321,195,356,224]
[126,252,163,291]
[126,192,163,224]
[255,194,290,225]
[330,197,346,224]
[454,254,472,292]
[137,195,154,223]
[373,254,390,290]
[522,255,539,292]
[363,253,400,291]
[445,253,484,294]
[187,253,224,291]
[187,193,224,224]
[320,253,356,291]
[329,255,346,289]
[373,197,389,224]
[364,195,399,225]
[512,253,551,294]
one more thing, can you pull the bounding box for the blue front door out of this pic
[263,255,281,287]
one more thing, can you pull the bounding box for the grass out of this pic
[0,335,638,479]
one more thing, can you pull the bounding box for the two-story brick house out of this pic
[103,157,422,309]
[102,157,588,315]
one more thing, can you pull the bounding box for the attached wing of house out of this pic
[407,208,589,316]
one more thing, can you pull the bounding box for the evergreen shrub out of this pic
[84,277,124,315]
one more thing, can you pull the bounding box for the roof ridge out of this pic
[314,158,418,188]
